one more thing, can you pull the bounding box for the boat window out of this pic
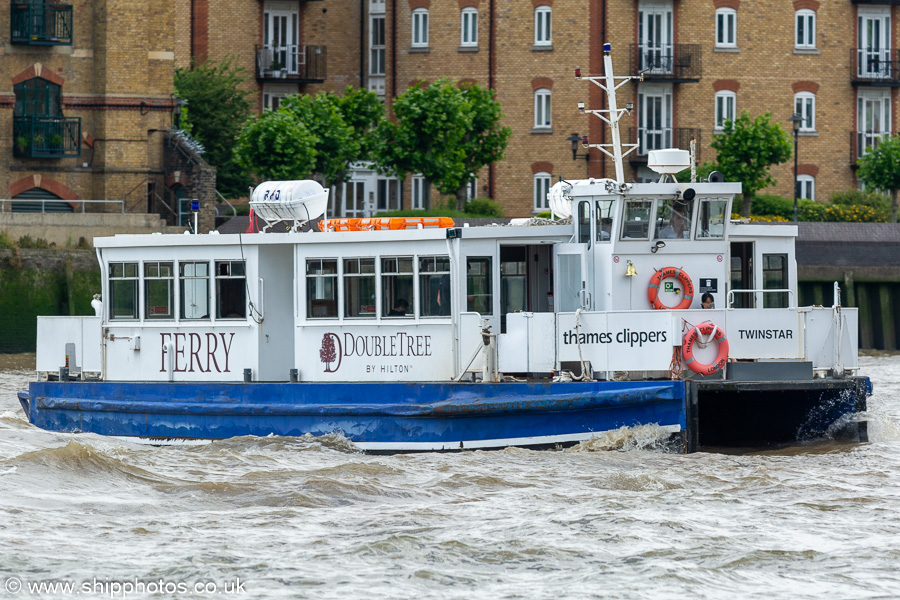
[108,262,138,320]
[763,254,789,308]
[696,198,728,239]
[307,259,338,319]
[466,257,493,315]
[577,201,591,246]
[344,257,376,318]
[596,199,614,242]
[216,260,246,319]
[654,198,693,240]
[382,256,414,317]
[419,255,451,317]
[180,262,210,320]
[144,262,175,320]
[621,199,652,240]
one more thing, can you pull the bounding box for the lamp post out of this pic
[787,113,802,222]
[565,133,590,177]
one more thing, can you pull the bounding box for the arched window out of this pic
[412,8,429,47]
[534,172,551,211]
[795,9,816,49]
[461,7,478,46]
[715,8,736,48]
[14,78,61,117]
[794,92,815,131]
[534,6,552,46]
[534,88,551,129]
[714,90,736,130]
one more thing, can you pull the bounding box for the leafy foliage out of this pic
[856,135,900,221]
[234,110,317,181]
[174,57,254,197]
[465,198,503,217]
[281,93,358,186]
[750,194,793,219]
[710,111,793,216]
[335,86,385,163]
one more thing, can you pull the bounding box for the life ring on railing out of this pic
[682,322,729,376]
[647,266,694,310]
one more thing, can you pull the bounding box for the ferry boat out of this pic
[16,48,869,452]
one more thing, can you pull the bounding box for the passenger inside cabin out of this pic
[599,218,612,240]
[701,292,714,309]
[388,298,409,316]
[658,206,690,239]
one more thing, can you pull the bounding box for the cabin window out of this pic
[466,257,493,315]
[180,262,210,320]
[382,256,414,317]
[577,201,591,246]
[307,259,338,319]
[763,254,789,308]
[216,260,246,319]
[344,257,376,318]
[419,255,451,317]
[109,262,138,320]
[654,198,693,240]
[696,198,728,239]
[621,199,652,239]
[596,199,614,242]
[144,262,175,320]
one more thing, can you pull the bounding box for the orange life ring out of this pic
[682,322,729,376]
[647,266,694,310]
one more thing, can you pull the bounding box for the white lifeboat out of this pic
[249,180,329,230]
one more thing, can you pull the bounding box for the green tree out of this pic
[710,111,793,217]
[857,135,900,222]
[234,110,317,182]
[336,86,385,162]
[174,57,254,197]
[374,80,510,211]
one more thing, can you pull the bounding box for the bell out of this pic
[625,260,637,277]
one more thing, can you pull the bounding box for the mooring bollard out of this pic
[289,368,299,382]
[59,367,69,382]
[243,368,252,382]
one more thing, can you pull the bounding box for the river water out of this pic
[1,353,899,600]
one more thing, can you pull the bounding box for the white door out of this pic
[638,3,673,74]
[638,85,672,155]
[555,244,590,313]
[265,7,299,73]
[858,10,891,79]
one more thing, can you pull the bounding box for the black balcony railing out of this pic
[13,116,81,158]
[629,44,702,81]
[627,127,702,163]
[850,130,889,166]
[255,44,327,82]
[851,48,900,85]
[10,2,73,45]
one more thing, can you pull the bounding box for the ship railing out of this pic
[727,289,795,308]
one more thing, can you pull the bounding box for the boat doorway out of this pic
[499,245,553,333]
[730,241,754,308]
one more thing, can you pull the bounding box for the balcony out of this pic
[627,127,702,164]
[256,45,327,83]
[10,2,73,45]
[850,130,888,167]
[630,44,702,82]
[13,116,81,158]
[851,48,900,85]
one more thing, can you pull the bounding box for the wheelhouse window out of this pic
[534,6,551,46]
[180,262,210,320]
[696,198,728,239]
[715,8,736,48]
[412,9,429,47]
[461,8,478,46]
[596,199,614,242]
[795,9,816,50]
[466,257,493,314]
[344,258,376,318]
[109,262,138,320]
[419,256,451,317]
[577,201,591,246]
[216,260,246,319]
[144,262,175,320]
[307,258,338,319]
[654,198,693,240]
[621,199,652,240]
[763,254,789,308]
[382,257,414,317]
[533,172,551,211]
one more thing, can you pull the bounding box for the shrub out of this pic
[751,194,793,219]
[830,189,891,221]
[0,231,16,249]
[464,198,503,217]
[823,204,888,223]
[798,199,826,222]
[18,235,51,249]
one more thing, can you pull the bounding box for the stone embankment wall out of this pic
[0,212,186,247]
[0,249,100,353]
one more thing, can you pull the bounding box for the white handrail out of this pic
[727,288,795,308]
[0,199,125,213]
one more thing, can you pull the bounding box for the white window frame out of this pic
[534,172,551,211]
[370,15,386,75]
[715,8,736,48]
[714,90,736,130]
[467,177,478,201]
[796,175,814,201]
[794,92,815,132]
[262,84,297,111]
[795,9,816,49]
[534,6,552,46]
[412,8,429,47]
[411,175,428,210]
[461,7,478,46]
[534,88,551,129]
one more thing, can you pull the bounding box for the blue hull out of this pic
[21,380,687,451]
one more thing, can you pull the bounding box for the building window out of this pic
[216,260,247,319]
[343,258,376,318]
[794,92,815,132]
[796,175,814,202]
[411,175,429,210]
[466,257,493,314]
[412,9,429,47]
[795,9,816,49]
[534,6,552,46]
[109,262,139,320]
[371,16,386,74]
[534,88,551,129]
[461,8,478,46]
[466,177,478,200]
[857,89,890,156]
[534,172,551,211]
[419,256,451,317]
[715,8,736,48]
[144,262,175,320]
[376,178,402,211]
[307,258,338,319]
[714,91,736,130]
[180,262,210,320]
[382,256,414,317]
[762,254,788,308]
